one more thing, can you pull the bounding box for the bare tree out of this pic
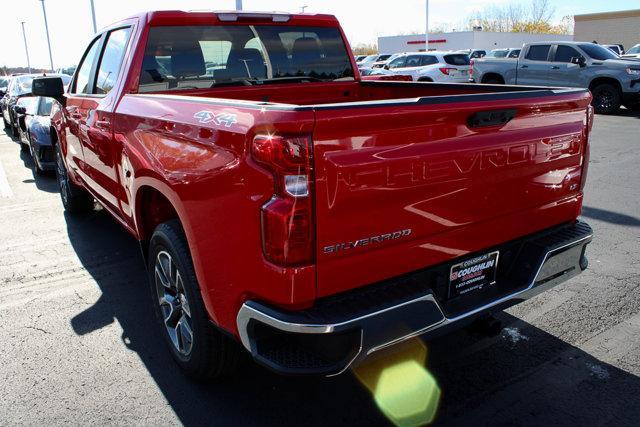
[467,0,569,34]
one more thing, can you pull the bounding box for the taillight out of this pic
[252,135,314,266]
[439,67,457,75]
[580,105,594,191]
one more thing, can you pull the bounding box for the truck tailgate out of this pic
[312,91,591,298]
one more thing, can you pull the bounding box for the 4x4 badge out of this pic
[194,110,237,128]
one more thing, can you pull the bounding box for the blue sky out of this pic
[0,0,637,68]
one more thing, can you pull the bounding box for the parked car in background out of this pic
[603,44,624,55]
[357,54,391,68]
[471,41,640,113]
[34,9,594,381]
[1,73,70,136]
[13,97,35,147]
[0,76,8,97]
[354,55,367,62]
[486,48,521,59]
[55,66,77,76]
[359,67,412,80]
[369,54,393,68]
[622,44,640,59]
[385,51,471,82]
[457,49,486,59]
[14,96,56,173]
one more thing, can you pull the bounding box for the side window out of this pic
[421,55,438,66]
[73,37,101,94]
[526,45,551,61]
[405,56,421,67]
[95,27,132,95]
[388,56,406,69]
[554,45,583,63]
[508,50,520,58]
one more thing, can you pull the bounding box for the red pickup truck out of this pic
[33,10,593,378]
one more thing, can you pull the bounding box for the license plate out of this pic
[449,251,499,298]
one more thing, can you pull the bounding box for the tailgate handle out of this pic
[467,109,517,128]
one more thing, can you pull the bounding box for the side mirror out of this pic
[32,76,65,105]
[14,105,26,115]
[570,57,586,67]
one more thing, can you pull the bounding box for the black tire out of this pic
[148,220,240,380]
[418,77,433,82]
[54,143,93,213]
[591,83,621,114]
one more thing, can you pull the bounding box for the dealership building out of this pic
[377,31,572,55]
[574,9,640,50]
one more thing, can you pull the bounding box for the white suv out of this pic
[385,51,471,82]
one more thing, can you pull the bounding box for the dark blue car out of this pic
[15,96,56,173]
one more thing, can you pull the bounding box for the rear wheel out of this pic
[149,220,240,380]
[54,143,93,213]
[483,77,504,84]
[591,83,621,114]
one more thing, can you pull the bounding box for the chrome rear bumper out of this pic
[237,221,593,376]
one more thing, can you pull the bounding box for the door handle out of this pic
[520,65,528,69]
[551,66,560,69]
[95,119,111,130]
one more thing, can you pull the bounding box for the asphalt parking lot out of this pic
[0,109,639,426]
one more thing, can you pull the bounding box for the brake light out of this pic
[252,135,314,266]
[439,67,457,75]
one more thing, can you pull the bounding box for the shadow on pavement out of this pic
[430,312,640,426]
[581,206,640,227]
[64,209,640,426]
[18,148,58,193]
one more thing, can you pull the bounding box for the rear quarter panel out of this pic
[114,94,317,332]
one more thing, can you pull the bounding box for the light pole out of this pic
[235,0,242,10]
[39,0,54,71]
[89,0,97,34]
[301,5,308,13]
[20,22,32,73]
[425,0,429,52]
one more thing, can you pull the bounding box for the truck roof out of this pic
[108,10,340,30]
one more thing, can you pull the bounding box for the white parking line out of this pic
[0,160,14,198]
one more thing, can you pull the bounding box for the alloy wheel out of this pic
[154,250,194,356]
[55,146,69,205]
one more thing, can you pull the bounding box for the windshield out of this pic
[377,55,391,62]
[139,25,354,93]
[486,50,508,58]
[627,45,640,54]
[360,55,378,63]
[11,75,34,96]
[577,43,619,61]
